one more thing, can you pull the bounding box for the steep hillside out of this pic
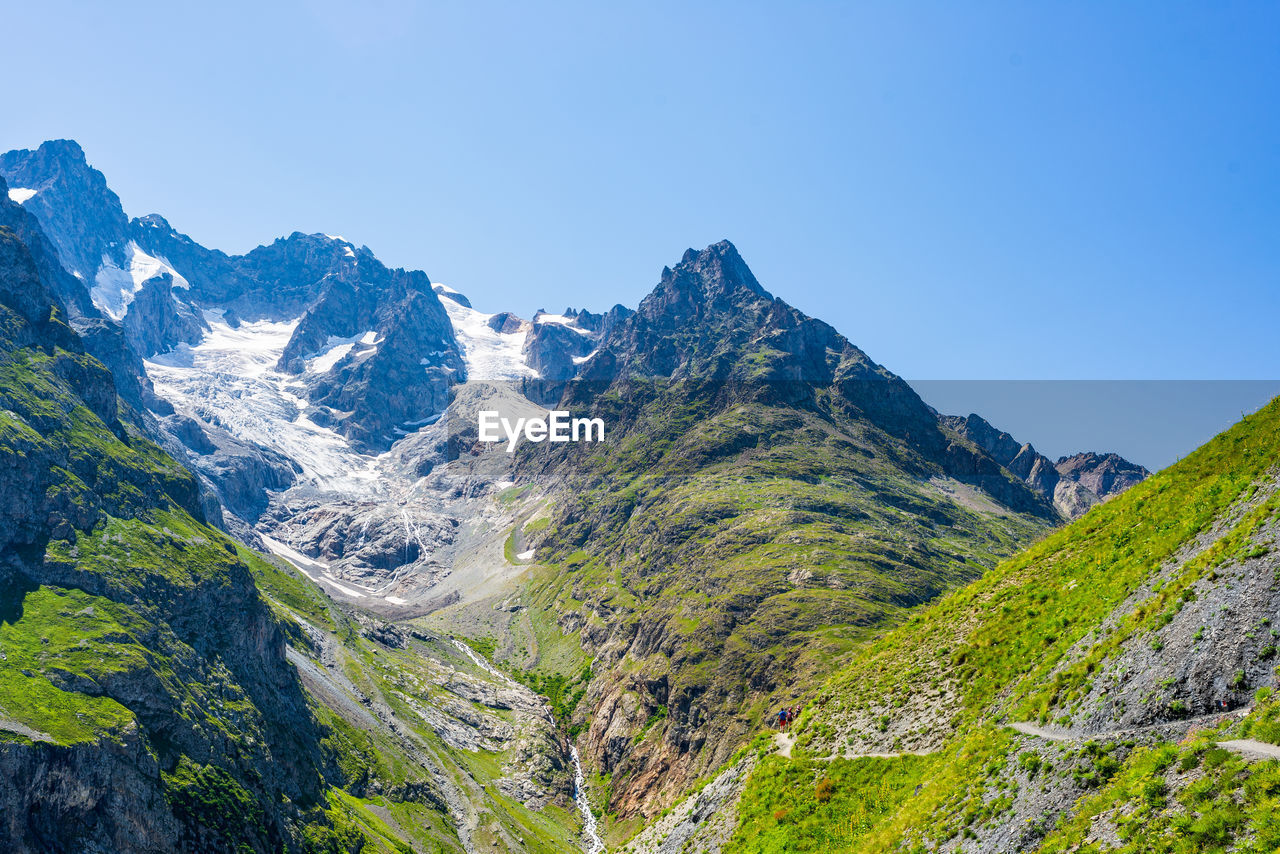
[510,242,1064,832]
[643,395,1280,853]
[0,210,463,849]
[3,138,1160,852]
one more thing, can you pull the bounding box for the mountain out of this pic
[629,396,1280,853]
[0,175,595,854]
[2,138,1159,852]
[0,200,341,850]
[0,142,463,455]
[943,413,1151,519]
[1,140,207,358]
[502,241,1077,823]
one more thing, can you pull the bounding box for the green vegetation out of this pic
[807,398,1280,740]
[512,663,593,728]
[1039,726,1280,853]
[0,586,139,743]
[731,753,929,852]
[726,397,1280,851]
[520,373,1051,798]
[241,546,337,632]
[163,756,266,848]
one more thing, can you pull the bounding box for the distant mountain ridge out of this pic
[1,140,1142,523]
[943,413,1150,518]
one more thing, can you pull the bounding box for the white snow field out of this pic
[7,186,37,204]
[433,283,539,381]
[146,313,383,491]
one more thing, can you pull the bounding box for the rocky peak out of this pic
[1056,451,1150,497]
[943,413,1150,519]
[642,240,771,325]
[943,413,1025,463]
[0,139,131,283]
[129,214,251,309]
[228,232,373,319]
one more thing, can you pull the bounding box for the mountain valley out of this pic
[4,138,1271,854]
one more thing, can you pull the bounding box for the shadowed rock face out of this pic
[121,273,207,358]
[131,213,257,308]
[0,217,350,852]
[0,175,158,414]
[161,413,301,522]
[272,256,462,452]
[943,414,1150,518]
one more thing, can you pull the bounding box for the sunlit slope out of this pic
[515,242,1059,827]
[732,396,1280,853]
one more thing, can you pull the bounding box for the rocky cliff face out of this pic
[0,222,319,850]
[0,140,129,288]
[0,175,160,415]
[130,213,258,308]
[943,413,1150,518]
[0,200,472,852]
[515,241,1079,822]
[270,246,463,451]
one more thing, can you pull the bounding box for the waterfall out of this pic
[452,636,603,851]
[571,745,604,853]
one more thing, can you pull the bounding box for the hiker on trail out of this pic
[776,708,787,730]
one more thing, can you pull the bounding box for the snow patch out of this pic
[434,282,538,381]
[516,549,535,560]
[7,187,36,204]
[304,331,377,374]
[432,282,467,301]
[308,341,356,373]
[261,534,367,598]
[534,312,591,335]
[261,535,330,571]
[91,242,191,321]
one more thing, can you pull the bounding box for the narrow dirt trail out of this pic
[1216,739,1280,760]
[772,729,931,762]
[1008,721,1073,741]
[1006,709,1276,763]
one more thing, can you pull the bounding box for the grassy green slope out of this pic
[521,372,1049,832]
[247,549,588,854]
[726,396,1280,852]
[0,225,445,851]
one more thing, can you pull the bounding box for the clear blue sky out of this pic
[6,1,1278,394]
